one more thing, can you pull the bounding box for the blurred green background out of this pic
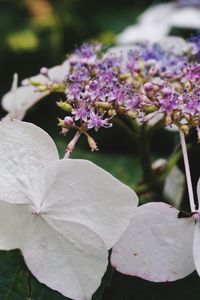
[0,1,200,299]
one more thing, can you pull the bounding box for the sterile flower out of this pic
[1,60,69,119]
[0,119,138,300]
[111,180,200,282]
[117,2,200,45]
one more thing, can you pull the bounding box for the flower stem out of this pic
[64,131,81,158]
[179,130,196,213]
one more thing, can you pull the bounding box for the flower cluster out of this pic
[2,37,200,151]
[57,39,200,149]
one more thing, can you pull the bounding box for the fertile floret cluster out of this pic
[57,38,200,148]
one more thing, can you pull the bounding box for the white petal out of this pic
[193,221,200,275]
[48,59,70,82]
[26,60,70,84]
[117,24,169,45]
[2,85,49,119]
[164,166,185,209]
[2,60,69,119]
[138,3,174,25]
[41,159,138,250]
[170,7,200,29]
[111,202,195,281]
[117,3,173,45]
[0,200,30,250]
[0,119,59,205]
[23,216,108,300]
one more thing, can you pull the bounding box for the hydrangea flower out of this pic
[58,40,199,141]
[1,60,69,119]
[1,37,200,147]
[0,119,138,300]
[117,2,200,45]
[111,180,200,282]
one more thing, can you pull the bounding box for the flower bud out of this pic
[119,73,132,81]
[143,105,157,113]
[64,116,74,127]
[108,109,116,117]
[144,82,153,91]
[37,85,48,92]
[126,111,137,118]
[165,114,172,126]
[180,125,189,135]
[162,87,171,96]
[58,118,67,128]
[57,101,72,112]
[40,67,49,76]
[95,101,112,110]
[87,134,99,152]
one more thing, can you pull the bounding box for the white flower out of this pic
[117,3,174,44]
[1,60,70,120]
[117,2,200,45]
[0,119,138,300]
[170,6,200,29]
[111,180,200,282]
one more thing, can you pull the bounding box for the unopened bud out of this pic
[40,67,49,76]
[29,80,43,87]
[162,87,171,96]
[144,82,153,91]
[171,82,182,92]
[57,101,72,112]
[108,109,116,117]
[95,101,112,110]
[52,83,65,92]
[143,105,157,113]
[182,80,192,92]
[180,125,189,135]
[87,135,99,152]
[61,128,69,136]
[64,116,74,127]
[126,111,137,118]
[165,115,172,126]
[51,83,59,91]
[133,63,141,73]
[66,131,81,155]
[37,85,48,92]
[152,158,167,173]
[119,73,131,80]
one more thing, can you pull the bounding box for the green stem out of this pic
[112,117,138,140]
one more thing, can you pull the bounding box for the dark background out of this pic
[0,1,200,299]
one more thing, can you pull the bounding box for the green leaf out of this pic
[0,250,72,300]
[0,250,29,300]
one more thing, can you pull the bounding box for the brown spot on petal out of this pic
[133,252,138,256]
